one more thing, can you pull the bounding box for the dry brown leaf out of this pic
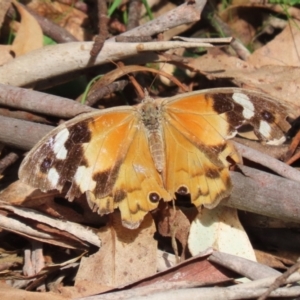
[0,0,12,29]
[157,206,193,259]
[190,48,253,77]
[130,251,233,289]
[0,249,22,272]
[247,20,300,67]
[51,2,88,41]
[11,1,43,56]
[255,249,296,270]
[27,0,90,41]
[188,49,300,116]
[219,6,256,45]
[1,180,54,206]
[81,250,232,298]
[75,212,157,288]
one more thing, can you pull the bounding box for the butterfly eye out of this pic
[261,110,275,123]
[148,192,160,203]
[177,185,189,195]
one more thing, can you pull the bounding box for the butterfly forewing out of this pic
[19,107,138,197]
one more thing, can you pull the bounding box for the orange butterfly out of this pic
[19,88,289,229]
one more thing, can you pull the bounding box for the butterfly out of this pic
[18,88,290,229]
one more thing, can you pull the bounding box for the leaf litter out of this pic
[0,0,300,299]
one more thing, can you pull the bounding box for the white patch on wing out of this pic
[232,93,255,119]
[48,168,59,187]
[133,164,147,174]
[266,135,286,145]
[259,120,272,139]
[74,165,96,192]
[53,128,70,159]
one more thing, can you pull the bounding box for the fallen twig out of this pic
[225,165,300,224]
[234,142,300,183]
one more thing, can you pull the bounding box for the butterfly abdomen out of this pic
[146,128,165,173]
[140,98,165,173]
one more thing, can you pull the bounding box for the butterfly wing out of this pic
[19,108,137,193]
[162,88,289,208]
[19,107,170,229]
[162,122,238,208]
[86,121,171,229]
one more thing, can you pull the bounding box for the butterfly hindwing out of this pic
[163,121,239,208]
[89,125,171,229]
[162,92,241,208]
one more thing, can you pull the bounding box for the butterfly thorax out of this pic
[139,98,165,173]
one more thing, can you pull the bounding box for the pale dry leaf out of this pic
[75,212,157,288]
[158,63,177,86]
[59,282,113,299]
[188,206,256,261]
[0,282,66,300]
[247,19,300,67]
[11,1,43,56]
[157,250,176,272]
